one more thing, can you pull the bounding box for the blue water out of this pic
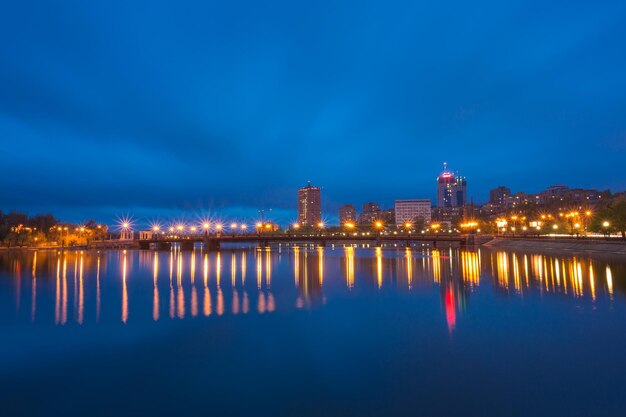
[1,245,625,416]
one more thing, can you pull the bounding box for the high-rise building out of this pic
[339,204,357,225]
[489,186,511,205]
[437,162,466,207]
[395,199,432,226]
[358,202,381,226]
[298,181,322,227]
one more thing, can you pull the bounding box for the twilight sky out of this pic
[1,0,625,225]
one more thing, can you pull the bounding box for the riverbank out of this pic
[484,237,626,255]
[0,245,89,251]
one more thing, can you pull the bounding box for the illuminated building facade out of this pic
[394,199,432,226]
[437,162,466,208]
[297,181,322,227]
[339,204,357,225]
[358,202,381,226]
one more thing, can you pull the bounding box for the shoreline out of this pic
[483,237,626,256]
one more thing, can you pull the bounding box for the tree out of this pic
[593,196,626,238]
[28,214,57,236]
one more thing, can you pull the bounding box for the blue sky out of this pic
[1,0,625,225]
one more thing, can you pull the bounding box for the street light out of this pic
[374,221,383,237]
[602,221,610,237]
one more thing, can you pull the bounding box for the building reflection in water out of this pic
[295,246,324,309]
[0,246,623,328]
[344,246,355,289]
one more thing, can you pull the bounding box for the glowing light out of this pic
[602,221,610,228]
[375,221,383,229]
[215,224,222,230]
[318,222,324,228]
[203,222,210,230]
[231,223,238,229]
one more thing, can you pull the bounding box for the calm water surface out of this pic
[1,244,625,416]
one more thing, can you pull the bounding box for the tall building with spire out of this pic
[298,181,322,227]
[437,162,466,207]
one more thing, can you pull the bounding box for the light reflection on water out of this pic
[0,245,622,330]
[2,245,626,416]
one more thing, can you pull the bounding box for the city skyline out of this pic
[1,1,625,224]
[0,167,622,226]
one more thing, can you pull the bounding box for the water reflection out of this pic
[0,247,624,331]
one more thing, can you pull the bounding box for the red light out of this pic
[445,288,456,332]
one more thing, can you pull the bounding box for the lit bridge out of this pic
[91,233,490,251]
